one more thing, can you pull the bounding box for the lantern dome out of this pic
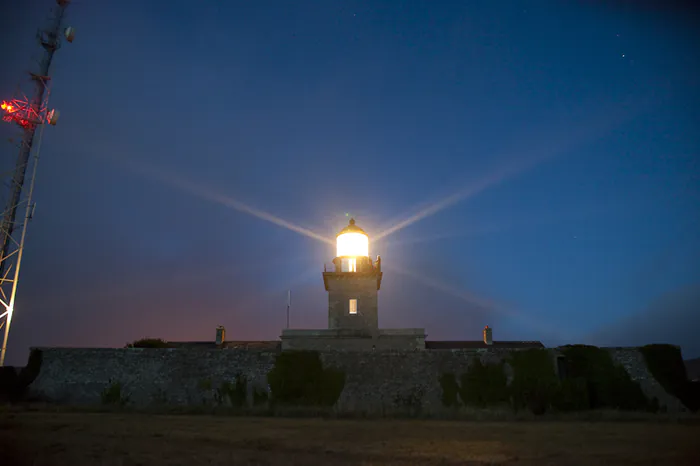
[336,218,368,257]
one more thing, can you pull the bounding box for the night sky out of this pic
[1,1,699,365]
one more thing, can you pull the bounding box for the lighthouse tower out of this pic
[280,218,425,351]
[323,218,382,330]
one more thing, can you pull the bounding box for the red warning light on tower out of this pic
[1,99,32,127]
[2,99,61,127]
[1,101,17,114]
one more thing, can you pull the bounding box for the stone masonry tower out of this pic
[280,217,424,351]
[322,218,382,330]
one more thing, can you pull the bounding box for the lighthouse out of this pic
[322,218,382,330]
[280,218,425,351]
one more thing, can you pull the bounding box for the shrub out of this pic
[551,377,590,412]
[560,345,651,411]
[198,378,212,391]
[216,374,247,407]
[252,386,269,406]
[509,349,560,415]
[0,349,43,403]
[267,351,345,407]
[125,338,172,348]
[688,382,700,412]
[101,380,129,406]
[640,344,700,412]
[0,367,19,402]
[438,373,460,407]
[459,359,509,407]
[18,349,42,387]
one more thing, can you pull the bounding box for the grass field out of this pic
[2,410,699,465]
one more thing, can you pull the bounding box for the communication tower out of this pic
[0,0,76,366]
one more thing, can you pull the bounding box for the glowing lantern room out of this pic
[336,218,369,258]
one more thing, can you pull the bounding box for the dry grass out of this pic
[1,410,699,465]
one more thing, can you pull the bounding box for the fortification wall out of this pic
[28,346,683,414]
[280,329,426,352]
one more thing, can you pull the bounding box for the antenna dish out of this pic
[64,27,75,43]
[47,109,60,125]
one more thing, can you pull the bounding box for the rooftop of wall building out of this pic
[167,340,545,350]
[425,341,545,350]
[168,341,282,350]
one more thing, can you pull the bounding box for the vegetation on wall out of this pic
[640,344,700,412]
[0,367,21,402]
[125,338,172,348]
[0,349,43,403]
[509,349,559,414]
[101,380,130,406]
[267,350,345,407]
[21,348,43,387]
[551,378,590,412]
[198,378,213,391]
[560,345,652,411]
[438,373,460,407]
[459,360,509,407]
[252,387,269,406]
[439,347,657,414]
[214,374,248,407]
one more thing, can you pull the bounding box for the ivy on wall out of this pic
[438,373,460,407]
[215,374,248,407]
[101,379,130,406]
[439,346,657,414]
[509,349,559,414]
[267,350,345,407]
[0,349,43,403]
[252,387,269,406]
[560,345,652,411]
[640,344,699,412]
[459,360,509,407]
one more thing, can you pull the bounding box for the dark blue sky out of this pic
[1,0,699,365]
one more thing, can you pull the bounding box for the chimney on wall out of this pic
[483,325,493,345]
[216,325,226,346]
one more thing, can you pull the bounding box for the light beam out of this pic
[374,103,648,242]
[384,264,566,340]
[115,158,334,246]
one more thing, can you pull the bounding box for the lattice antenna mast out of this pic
[0,0,76,366]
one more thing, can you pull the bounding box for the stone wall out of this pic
[280,328,425,352]
[28,346,684,414]
[324,348,513,413]
[29,347,277,407]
